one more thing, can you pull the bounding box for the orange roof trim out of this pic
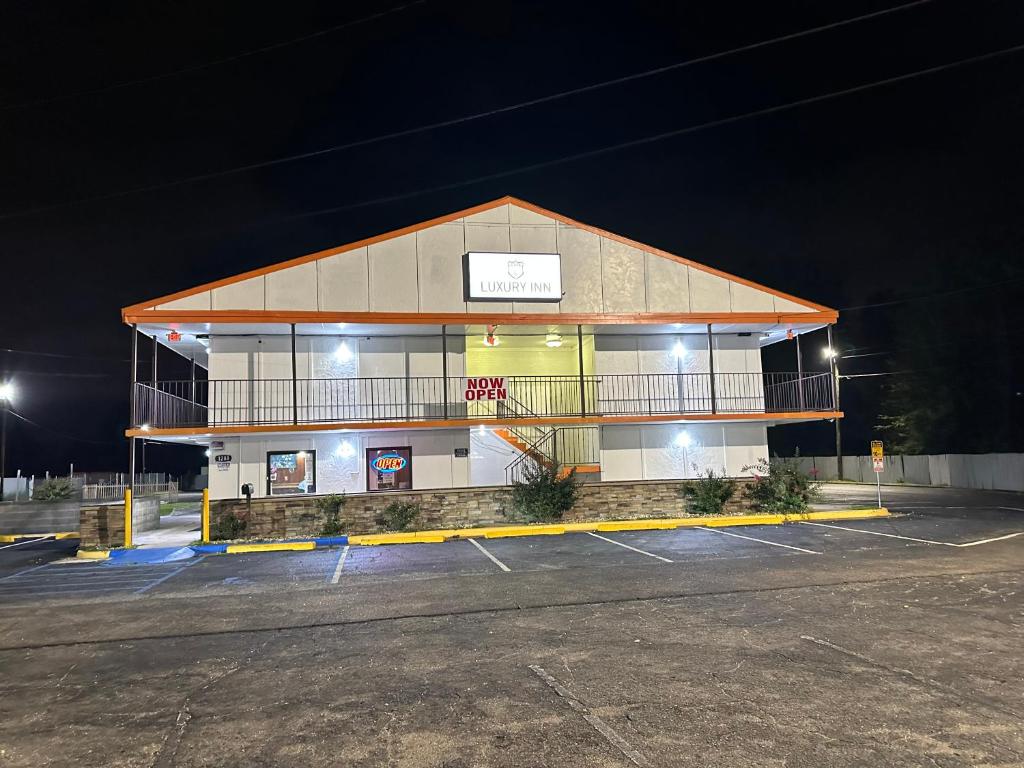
[122,196,835,319]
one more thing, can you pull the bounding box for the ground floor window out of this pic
[267,450,316,495]
[367,447,412,491]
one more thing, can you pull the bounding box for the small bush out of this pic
[315,493,346,536]
[32,477,75,501]
[510,462,581,523]
[681,469,737,516]
[376,500,420,532]
[742,456,820,513]
[210,513,247,541]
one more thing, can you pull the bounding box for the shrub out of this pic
[376,500,420,532]
[210,513,247,541]
[315,493,346,536]
[681,469,737,516]
[510,462,581,523]
[32,477,75,501]
[742,456,820,513]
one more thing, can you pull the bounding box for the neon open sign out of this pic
[371,453,407,473]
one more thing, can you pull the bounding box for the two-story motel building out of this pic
[121,197,840,500]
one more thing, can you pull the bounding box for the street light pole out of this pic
[0,403,7,501]
[826,325,843,479]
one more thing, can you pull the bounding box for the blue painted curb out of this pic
[109,546,196,564]
[188,535,348,555]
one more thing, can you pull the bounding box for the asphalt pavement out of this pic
[0,483,1020,766]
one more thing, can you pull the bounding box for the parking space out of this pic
[147,549,341,593]
[338,540,500,579]
[0,557,203,601]
[0,537,79,578]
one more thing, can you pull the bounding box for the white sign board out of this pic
[463,377,508,401]
[465,252,562,301]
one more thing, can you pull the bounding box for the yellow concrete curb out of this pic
[344,508,890,546]
[76,549,110,560]
[805,508,890,520]
[0,532,80,543]
[226,541,316,554]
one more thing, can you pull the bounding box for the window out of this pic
[267,450,316,496]
[366,447,412,492]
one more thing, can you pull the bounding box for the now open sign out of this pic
[463,377,508,401]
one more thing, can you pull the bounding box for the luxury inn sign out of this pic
[464,252,563,302]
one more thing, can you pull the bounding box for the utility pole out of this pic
[0,381,13,501]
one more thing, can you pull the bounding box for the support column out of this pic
[151,333,158,387]
[706,324,717,414]
[291,323,298,426]
[441,325,449,420]
[190,355,197,424]
[129,325,138,504]
[795,333,805,411]
[577,325,586,418]
[827,325,843,478]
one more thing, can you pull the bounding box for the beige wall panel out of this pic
[265,262,318,310]
[464,203,509,224]
[510,224,560,313]
[368,233,419,312]
[509,205,557,226]
[557,224,603,313]
[416,223,467,313]
[644,253,691,313]
[729,281,775,313]
[212,275,265,310]
[688,268,731,312]
[156,292,212,311]
[601,239,646,313]
[318,247,369,311]
[773,296,815,313]
[465,223,513,313]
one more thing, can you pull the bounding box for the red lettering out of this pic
[497,388,507,400]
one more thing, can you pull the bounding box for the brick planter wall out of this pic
[209,479,758,540]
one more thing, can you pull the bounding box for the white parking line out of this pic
[586,532,673,563]
[468,538,511,572]
[696,526,820,554]
[0,536,53,550]
[330,545,350,584]
[800,521,947,545]
[955,531,1024,547]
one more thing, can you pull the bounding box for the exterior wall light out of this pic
[545,334,563,347]
[822,347,837,360]
[334,342,353,362]
[0,382,14,402]
[140,423,151,431]
[335,441,355,458]
[675,431,692,448]
[204,449,211,458]
[483,334,500,347]
[673,342,686,359]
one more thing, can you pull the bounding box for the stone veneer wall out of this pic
[210,479,758,540]
[79,504,125,548]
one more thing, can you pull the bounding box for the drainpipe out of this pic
[129,324,138,516]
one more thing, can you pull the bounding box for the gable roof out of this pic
[122,195,835,320]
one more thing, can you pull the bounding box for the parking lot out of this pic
[0,484,1021,767]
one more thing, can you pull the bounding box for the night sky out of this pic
[2,0,1023,477]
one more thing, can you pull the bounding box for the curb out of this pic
[348,508,890,546]
[1,532,80,543]
[76,550,110,560]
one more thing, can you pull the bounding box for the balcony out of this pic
[131,372,836,431]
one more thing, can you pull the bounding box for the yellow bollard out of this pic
[124,489,133,548]
[201,488,210,542]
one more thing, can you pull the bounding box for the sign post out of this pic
[870,440,884,509]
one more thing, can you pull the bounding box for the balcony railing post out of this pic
[827,325,843,478]
[290,324,298,425]
[441,325,449,420]
[577,325,587,418]
[706,324,717,414]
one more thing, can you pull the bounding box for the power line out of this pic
[840,273,1024,311]
[264,40,1024,226]
[0,346,129,363]
[0,0,934,221]
[1,1,428,111]
[5,408,117,446]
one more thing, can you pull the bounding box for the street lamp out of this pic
[0,382,14,501]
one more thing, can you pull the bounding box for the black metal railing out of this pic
[132,372,835,429]
[505,426,601,484]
